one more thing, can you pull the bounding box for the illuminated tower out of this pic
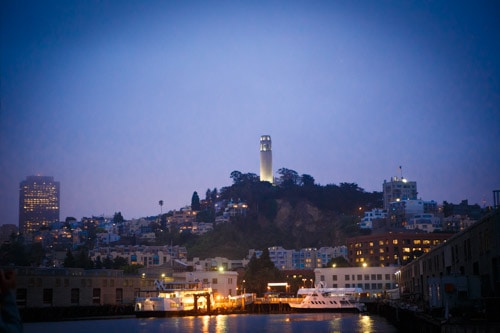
[260,135,273,183]
[19,175,60,235]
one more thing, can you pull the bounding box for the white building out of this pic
[173,270,239,297]
[359,209,387,229]
[314,266,399,297]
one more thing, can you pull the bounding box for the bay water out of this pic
[24,312,398,333]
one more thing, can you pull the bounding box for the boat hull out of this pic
[289,306,364,313]
[135,310,198,318]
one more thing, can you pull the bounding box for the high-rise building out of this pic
[382,176,417,210]
[19,175,60,235]
[259,135,273,183]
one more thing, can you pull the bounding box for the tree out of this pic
[159,200,164,214]
[112,256,129,269]
[277,168,300,187]
[326,256,351,268]
[191,191,201,211]
[243,248,283,296]
[300,174,315,187]
[63,249,76,268]
[113,212,125,223]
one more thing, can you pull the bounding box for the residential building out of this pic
[405,213,442,232]
[383,176,417,210]
[249,246,348,270]
[359,209,387,229]
[19,175,60,235]
[389,199,439,228]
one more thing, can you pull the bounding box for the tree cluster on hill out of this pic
[184,168,381,259]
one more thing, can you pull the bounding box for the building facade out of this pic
[19,175,60,235]
[259,135,273,183]
[314,266,399,297]
[383,176,417,210]
[346,232,453,267]
[397,210,500,314]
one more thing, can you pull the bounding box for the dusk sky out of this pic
[1,1,499,224]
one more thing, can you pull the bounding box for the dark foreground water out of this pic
[24,313,398,333]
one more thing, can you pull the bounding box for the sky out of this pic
[1,0,499,224]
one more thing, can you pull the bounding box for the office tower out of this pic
[19,175,60,234]
[382,176,417,210]
[259,135,273,183]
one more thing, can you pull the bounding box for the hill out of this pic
[183,170,381,259]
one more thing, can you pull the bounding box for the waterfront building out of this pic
[19,175,60,235]
[397,209,500,317]
[383,176,417,210]
[346,231,453,267]
[12,267,146,308]
[173,270,239,297]
[314,266,399,297]
[10,266,239,308]
[259,135,273,183]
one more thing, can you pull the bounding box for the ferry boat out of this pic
[134,280,216,317]
[289,285,367,312]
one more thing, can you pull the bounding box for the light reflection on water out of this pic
[25,313,397,333]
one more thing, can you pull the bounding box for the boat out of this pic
[289,284,367,312]
[134,280,216,317]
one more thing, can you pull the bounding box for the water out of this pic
[24,313,398,333]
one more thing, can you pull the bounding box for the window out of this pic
[71,288,80,305]
[364,283,370,290]
[364,274,369,280]
[371,274,376,280]
[116,288,123,304]
[345,275,350,281]
[357,274,362,281]
[93,288,101,304]
[377,274,382,280]
[16,289,27,307]
[43,289,53,305]
[385,274,391,281]
[332,275,337,281]
[212,278,218,284]
[371,283,377,290]
[320,275,325,281]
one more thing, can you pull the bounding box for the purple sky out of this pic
[1,1,499,224]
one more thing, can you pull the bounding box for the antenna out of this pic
[399,165,403,179]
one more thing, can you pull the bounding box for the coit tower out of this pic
[260,135,273,183]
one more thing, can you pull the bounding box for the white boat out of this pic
[134,280,216,317]
[289,285,367,312]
